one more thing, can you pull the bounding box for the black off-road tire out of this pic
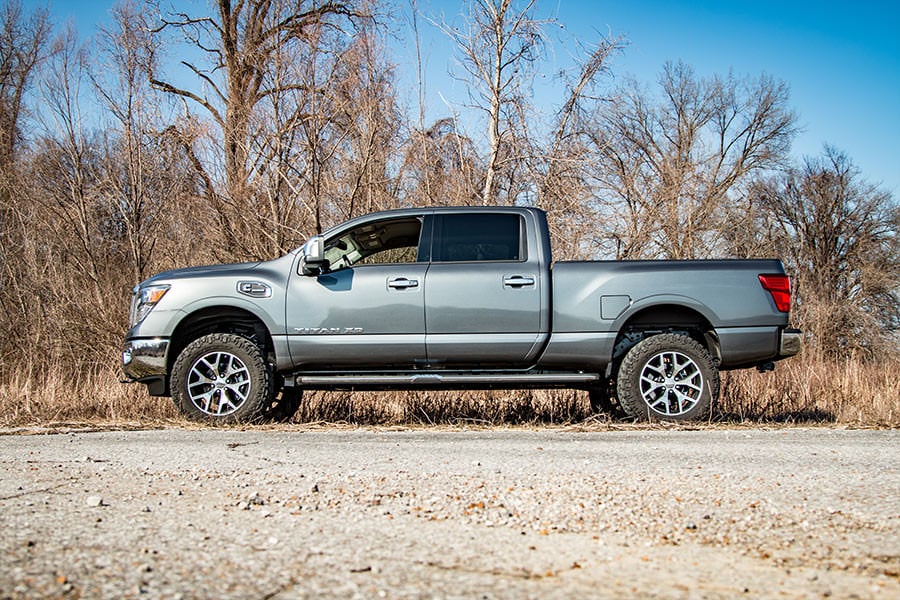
[616,333,718,422]
[171,333,274,424]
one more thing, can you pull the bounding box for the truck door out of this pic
[424,212,545,366]
[286,216,428,368]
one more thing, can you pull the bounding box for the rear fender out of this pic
[611,295,718,332]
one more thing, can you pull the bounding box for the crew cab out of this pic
[122,206,801,422]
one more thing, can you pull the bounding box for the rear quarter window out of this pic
[433,213,524,262]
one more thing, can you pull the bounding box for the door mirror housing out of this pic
[301,236,328,275]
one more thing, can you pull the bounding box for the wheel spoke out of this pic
[199,356,218,376]
[678,382,703,394]
[189,373,214,386]
[224,383,248,403]
[222,355,239,378]
[674,389,694,412]
[644,359,667,378]
[217,391,237,412]
[198,389,216,412]
[647,394,669,410]
[640,374,665,392]
[674,365,698,382]
[671,354,690,373]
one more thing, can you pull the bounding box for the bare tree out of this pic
[2,12,202,381]
[535,37,621,259]
[149,0,364,257]
[748,147,899,357]
[6,25,132,368]
[407,0,430,205]
[331,24,402,217]
[440,0,545,204]
[32,27,105,287]
[0,1,52,354]
[400,117,482,207]
[0,24,78,382]
[91,1,180,283]
[589,62,797,259]
[0,0,51,170]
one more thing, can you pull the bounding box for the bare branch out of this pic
[149,75,223,126]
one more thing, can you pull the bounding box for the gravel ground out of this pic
[0,427,897,599]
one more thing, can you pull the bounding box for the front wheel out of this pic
[171,333,274,423]
[616,334,718,421]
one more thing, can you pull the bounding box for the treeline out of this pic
[0,0,897,423]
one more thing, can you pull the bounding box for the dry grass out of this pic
[0,361,178,426]
[1,356,897,428]
[293,389,589,426]
[719,356,899,426]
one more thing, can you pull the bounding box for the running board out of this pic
[293,372,600,389]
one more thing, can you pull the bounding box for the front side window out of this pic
[433,213,524,262]
[324,217,423,271]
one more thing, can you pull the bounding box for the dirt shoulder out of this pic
[1,428,897,598]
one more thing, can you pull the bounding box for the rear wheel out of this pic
[588,381,624,418]
[171,333,274,423]
[616,333,718,421]
[264,386,302,423]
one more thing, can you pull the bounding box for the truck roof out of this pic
[321,205,547,238]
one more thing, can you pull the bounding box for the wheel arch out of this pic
[168,306,276,378]
[610,300,721,370]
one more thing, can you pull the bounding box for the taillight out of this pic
[758,274,791,313]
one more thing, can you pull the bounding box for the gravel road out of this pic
[1,427,897,599]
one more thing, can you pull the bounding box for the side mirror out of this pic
[301,236,328,275]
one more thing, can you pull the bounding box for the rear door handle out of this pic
[503,275,535,288]
[388,277,419,289]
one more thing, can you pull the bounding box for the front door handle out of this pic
[503,275,535,288]
[388,277,419,289]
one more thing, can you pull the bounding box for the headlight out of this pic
[129,284,170,328]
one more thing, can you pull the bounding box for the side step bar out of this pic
[294,372,600,389]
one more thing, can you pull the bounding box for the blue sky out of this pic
[41,0,900,194]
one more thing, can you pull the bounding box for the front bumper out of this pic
[122,338,170,395]
[778,328,802,358]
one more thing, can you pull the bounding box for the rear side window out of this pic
[433,213,524,262]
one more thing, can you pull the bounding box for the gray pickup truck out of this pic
[122,206,800,422]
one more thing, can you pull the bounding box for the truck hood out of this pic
[144,261,263,284]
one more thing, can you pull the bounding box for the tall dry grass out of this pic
[0,360,177,426]
[718,355,899,426]
[0,355,896,428]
